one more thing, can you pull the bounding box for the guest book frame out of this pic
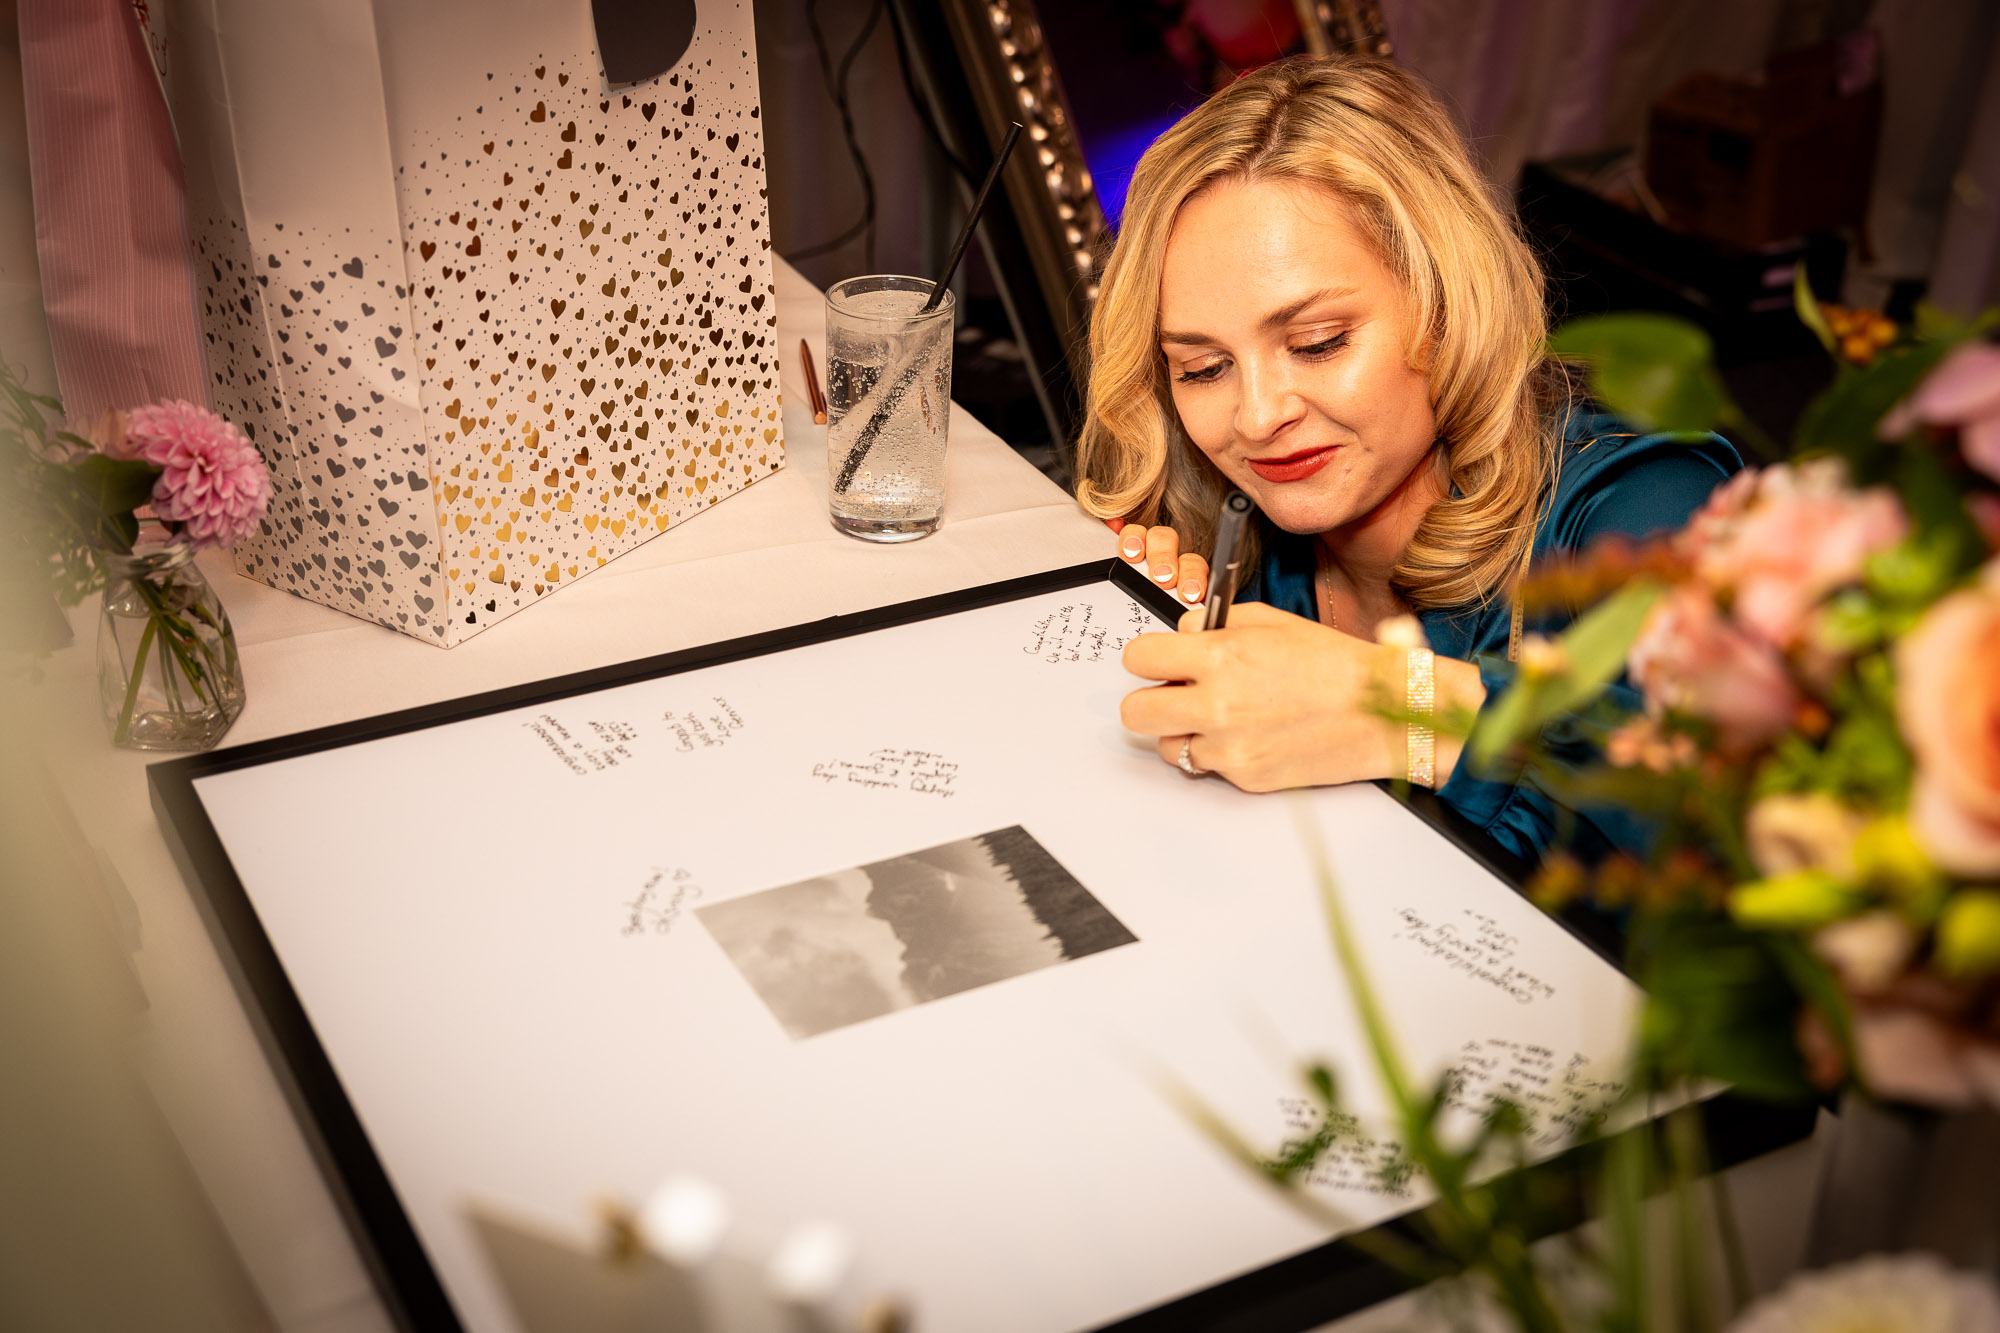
[150,560,1810,1333]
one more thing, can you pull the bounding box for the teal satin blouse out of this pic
[1236,412,1742,864]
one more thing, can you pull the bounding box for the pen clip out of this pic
[1200,490,1255,631]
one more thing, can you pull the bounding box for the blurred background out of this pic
[754,0,2000,482]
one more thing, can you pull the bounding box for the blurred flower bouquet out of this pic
[2,363,270,749]
[1228,283,2000,1331]
[1489,281,2000,1112]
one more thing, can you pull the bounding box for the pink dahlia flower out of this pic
[1629,582,1801,752]
[113,400,271,549]
[1679,458,1908,650]
[1882,340,2000,482]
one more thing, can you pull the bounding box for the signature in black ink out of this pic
[1441,1039,1625,1147]
[1021,599,1151,665]
[526,712,638,775]
[1274,1098,1417,1198]
[665,696,746,753]
[1391,907,1554,1005]
[810,748,959,798]
[622,866,704,938]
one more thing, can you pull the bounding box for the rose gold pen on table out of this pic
[799,339,828,424]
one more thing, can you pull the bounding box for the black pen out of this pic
[1200,490,1255,630]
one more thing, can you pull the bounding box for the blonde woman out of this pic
[1084,56,1739,862]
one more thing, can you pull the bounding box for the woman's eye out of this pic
[1175,361,1226,384]
[1293,331,1351,360]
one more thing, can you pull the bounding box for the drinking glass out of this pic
[823,275,954,542]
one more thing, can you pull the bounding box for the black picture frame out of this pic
[149,558,1813,1333]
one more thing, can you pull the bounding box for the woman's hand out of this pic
[1113,519,1209,606]
[1119,602,1486,792]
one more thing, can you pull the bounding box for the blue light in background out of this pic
[1088,114,1185,229]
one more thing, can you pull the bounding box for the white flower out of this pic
[1812,911,1916,995]
[1516,633,1570,679]
[1727,1254,2000,1333]
[1376,613,1428,652]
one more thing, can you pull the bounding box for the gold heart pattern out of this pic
[189,37,782,646]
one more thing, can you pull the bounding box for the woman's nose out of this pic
[1234,358,1305,443]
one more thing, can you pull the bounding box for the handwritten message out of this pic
[810,748,959,799]
[1271,1041,1621,1198]
[1274,1098,1417,1199]
[524,713,640,776]
[1021,599,1153,665]
[1442,1039,1625,1148]
[621,866,705,939]
[664,697,745,752]
[1390,907,1556,1005]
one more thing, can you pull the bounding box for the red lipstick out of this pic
[1246,445,1337,483]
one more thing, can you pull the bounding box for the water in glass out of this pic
[825,281,952,541]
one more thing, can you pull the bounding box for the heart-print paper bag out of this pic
[164,0,782,645]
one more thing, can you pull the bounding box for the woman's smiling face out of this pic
[1159,175,1439,537]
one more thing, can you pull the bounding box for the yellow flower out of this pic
[1730,870,1858,931]
[1937,890,2000,980]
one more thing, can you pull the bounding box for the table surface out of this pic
[27,255,1118,1333]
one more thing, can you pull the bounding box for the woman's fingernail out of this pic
[1121,538,1143,559]
[1152,563,1175,584]
[1181,580,1204,602]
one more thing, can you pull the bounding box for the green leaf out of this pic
[1864,535,1957,607]
[1305,1062,1338,1108]
[1766,934,1856,1080]
[1813,588,1882,654]
[1892,445,1987,578]
[1796,339,1956,470]
[1467,581,1661,770]
[1793,264,1838,358]
[1549,314,1735,434]
[69,452,161,518]
[1636,914,1818,1100]
[1912,302,2000,343]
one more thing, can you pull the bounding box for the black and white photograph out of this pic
[697,827,1136,1039]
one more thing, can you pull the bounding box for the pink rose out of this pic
[1679,459,1908,650]
[1882,340,2000,482]
[1897,562,2000,876]
[1629,582,1801,751]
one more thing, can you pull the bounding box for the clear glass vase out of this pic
[96,543,245,751]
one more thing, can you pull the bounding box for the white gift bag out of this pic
[165,0,783,645]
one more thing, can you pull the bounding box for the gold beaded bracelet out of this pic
[1406,647,1436,788]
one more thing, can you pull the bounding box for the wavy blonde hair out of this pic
[1074,56,1568,610]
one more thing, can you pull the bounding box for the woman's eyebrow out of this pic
[1159,286,1358,346]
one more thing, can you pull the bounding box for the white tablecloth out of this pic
[25,256,1116,1333]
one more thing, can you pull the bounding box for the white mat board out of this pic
[189,575,1641,1333]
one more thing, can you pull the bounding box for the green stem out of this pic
[1706,1161,1753,1315]
[156,615,182,714]
[1667,1104,1719,1333]
[112,612,159,745]
[132,573,212,705]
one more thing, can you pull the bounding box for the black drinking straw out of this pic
[832,121,1023,495]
